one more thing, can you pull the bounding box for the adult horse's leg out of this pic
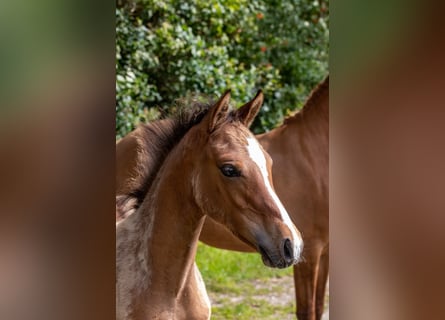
[293,244,322,320]
[315,249,329,320]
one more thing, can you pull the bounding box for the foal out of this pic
[116,91,303,320]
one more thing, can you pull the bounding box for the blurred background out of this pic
[1,0,445,320]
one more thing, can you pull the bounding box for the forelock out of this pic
[211,121,253,147]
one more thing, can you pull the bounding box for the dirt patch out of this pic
[250,276,296,307]
[208,275,329,319]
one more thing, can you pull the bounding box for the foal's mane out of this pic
[128,100,212,205]
[284,76,329,124]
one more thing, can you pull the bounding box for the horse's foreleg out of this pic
[293,247,321,320]
[315,248,329,320]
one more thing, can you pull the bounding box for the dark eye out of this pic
[220,164,241,177]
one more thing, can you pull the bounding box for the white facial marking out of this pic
[246,137,303,259]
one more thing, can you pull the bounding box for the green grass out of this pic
[195,243,296,319]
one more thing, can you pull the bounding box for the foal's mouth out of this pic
[233,230,295,268]
[258,245,290,269]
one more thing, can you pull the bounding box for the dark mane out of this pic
[117,97,216,215]
[284,76,329,124]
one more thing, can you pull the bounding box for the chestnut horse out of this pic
[116,91,304,320]
[199,77,329,320]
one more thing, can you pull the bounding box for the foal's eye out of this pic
[220,164,241,178]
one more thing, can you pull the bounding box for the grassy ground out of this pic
[195,243,296,319]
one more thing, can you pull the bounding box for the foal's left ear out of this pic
[208,90,231,132]
[235,90,264,128]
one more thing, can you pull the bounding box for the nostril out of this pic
[282,238,294,263]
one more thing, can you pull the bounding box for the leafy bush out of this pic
[116,0,328,138]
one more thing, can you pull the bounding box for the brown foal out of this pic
[116,91,303,319]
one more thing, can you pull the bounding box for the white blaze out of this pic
[246,137,303,259]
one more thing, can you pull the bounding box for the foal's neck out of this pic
[147,162,205,296]
[117,142,205,319]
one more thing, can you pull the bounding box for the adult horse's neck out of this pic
[290,80,328,190]
[116,134,205,319]
[258,79,329,197]
[286,78,329,141]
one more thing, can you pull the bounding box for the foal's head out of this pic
[187,91,303,268]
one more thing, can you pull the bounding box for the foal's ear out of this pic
[208,90,231,132]
[235,90,264,128]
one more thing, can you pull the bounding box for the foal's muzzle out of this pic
[282,238,295,265]
[258,237,300,269]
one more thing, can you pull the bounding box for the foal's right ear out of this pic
[208,90,231,132]
[235,90,264,128]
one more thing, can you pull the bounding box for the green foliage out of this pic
[196,244,292,290]
[116,0,328,138]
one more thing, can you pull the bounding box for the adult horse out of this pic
[199,77,329,320]
[116,91,304,320]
